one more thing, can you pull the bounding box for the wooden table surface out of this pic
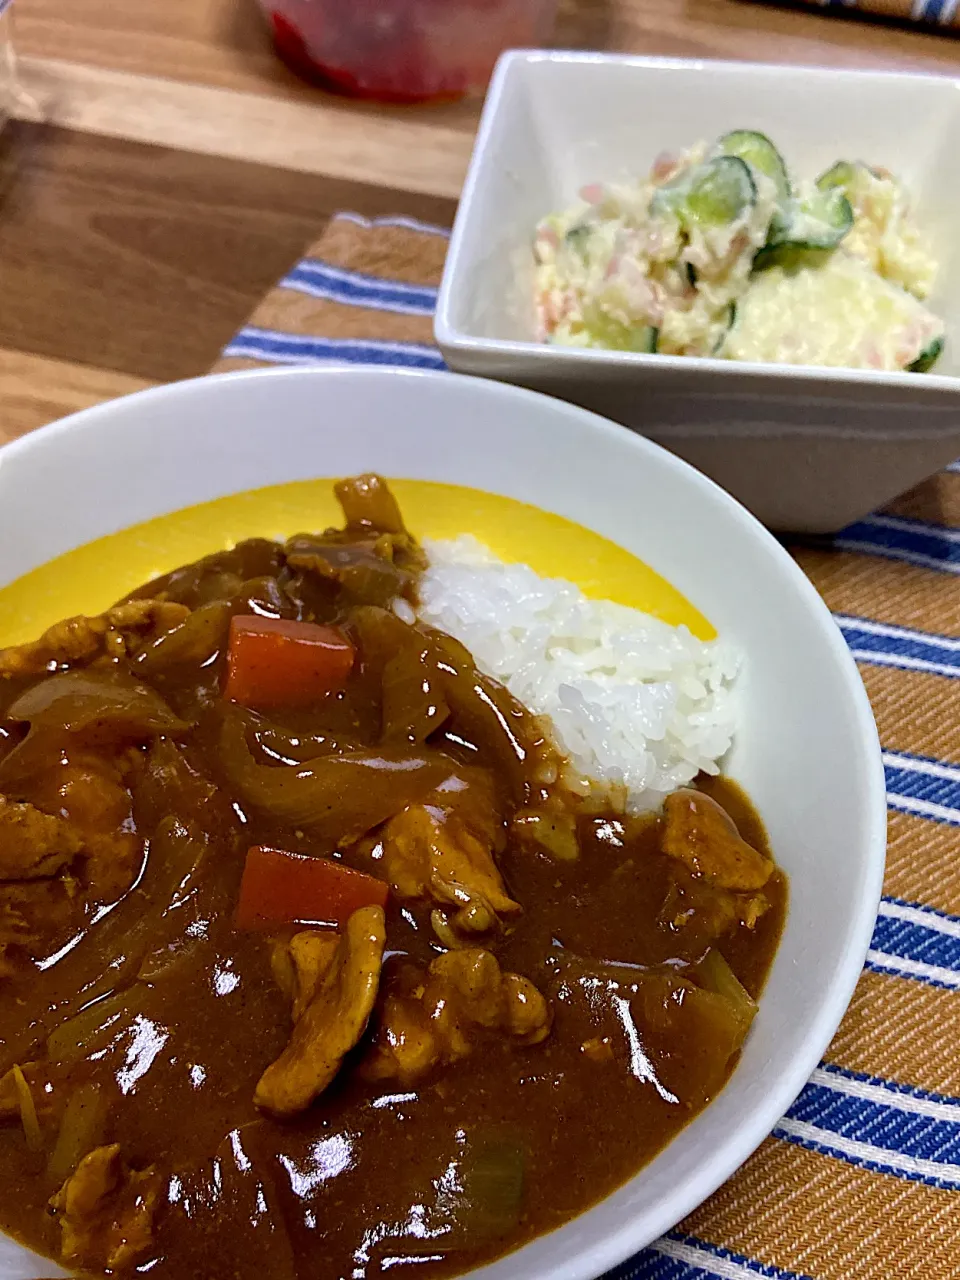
[3,0,960,443]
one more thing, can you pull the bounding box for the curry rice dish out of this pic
[0,476,786,1279]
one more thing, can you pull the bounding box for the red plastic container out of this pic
[259,0,558,103]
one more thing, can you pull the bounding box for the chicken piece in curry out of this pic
[0,475,786,1279]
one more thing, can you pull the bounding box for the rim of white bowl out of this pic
[0,366,888,1276]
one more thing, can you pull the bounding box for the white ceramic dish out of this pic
[435,50,960,534]
[0,367,886,1280]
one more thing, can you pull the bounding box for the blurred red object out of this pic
[261,0,558,103]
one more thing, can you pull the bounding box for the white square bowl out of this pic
[435,51,960,534]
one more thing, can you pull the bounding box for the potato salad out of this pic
[533,132,944,373]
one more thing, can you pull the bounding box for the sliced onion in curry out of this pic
[7,669,189,739]
[46,1081,110,1186]
[217,708,453,845]
[351,606,451,745]
[334,473,407,534]
[243,709,364,765]
[134,601,234,675]
[0,816,212,1067]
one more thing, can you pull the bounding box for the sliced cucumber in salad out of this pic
[577,307,658,353]
[752,244,828,273]
[712,300,737,354]
[756,185,853,267]
[816,160,861,195]
[816,159,886,196]
[606,324,658,354]
[564,221,593,255]
[652,156,757,228]
[713,130,853,267]
[715,130,790,204]
[908,334,944,373]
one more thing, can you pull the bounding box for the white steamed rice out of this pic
[413,535,740,815]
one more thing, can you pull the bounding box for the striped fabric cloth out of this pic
[213,212,960,1280]
[780,0,960,27]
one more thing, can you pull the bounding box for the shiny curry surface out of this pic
[0,477,785,1279]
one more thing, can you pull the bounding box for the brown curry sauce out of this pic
[0,477,786,1279]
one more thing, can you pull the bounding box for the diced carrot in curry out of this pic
[223,615,355,708]
[234,845,388,931]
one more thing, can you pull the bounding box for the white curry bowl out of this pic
[435,51,960,534]
[0,367,886,1280]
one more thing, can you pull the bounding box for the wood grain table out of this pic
[3,0,960,443]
